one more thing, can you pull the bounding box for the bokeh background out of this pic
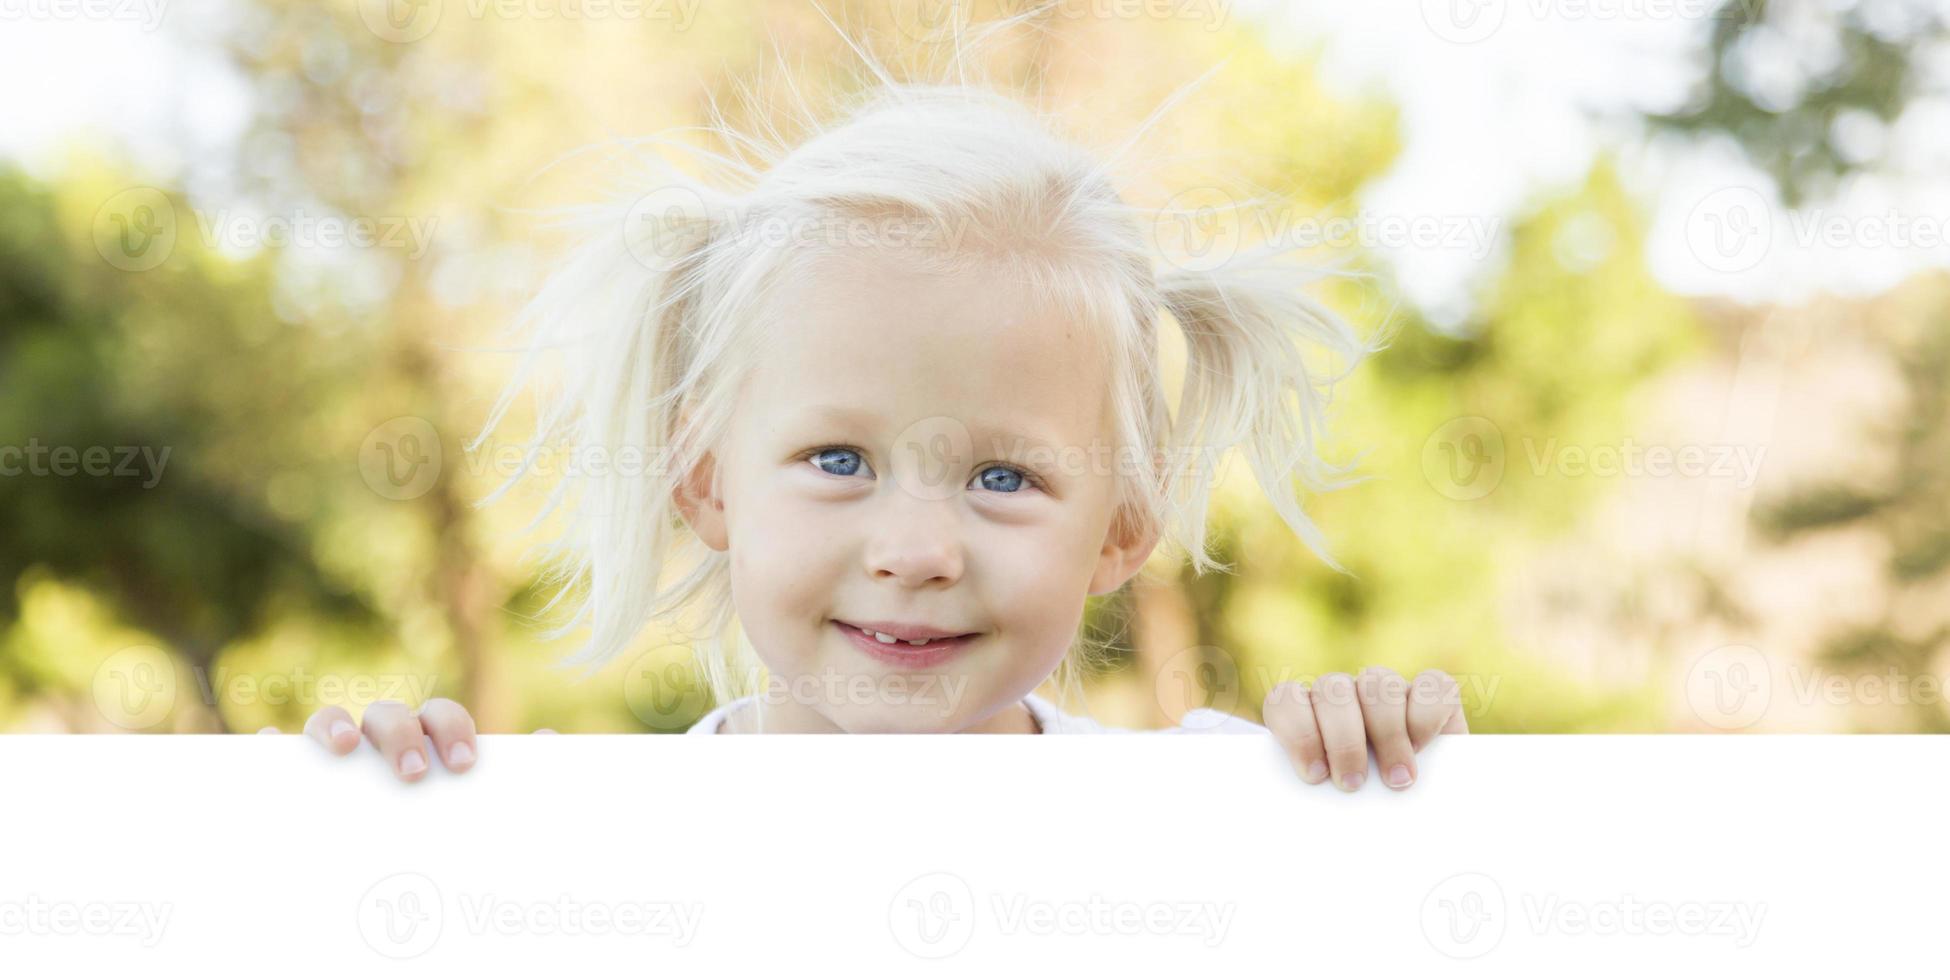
[2,0,1946,734]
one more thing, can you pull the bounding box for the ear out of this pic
[1087,505,1161,596]
[672,448,729,552]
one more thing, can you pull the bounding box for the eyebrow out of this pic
[778,404,887,441]
[796,404,884,429]
[788,405,1064,456]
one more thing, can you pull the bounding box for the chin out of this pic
[824,699,970,734]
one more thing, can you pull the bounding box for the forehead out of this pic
[746,249,1111,444]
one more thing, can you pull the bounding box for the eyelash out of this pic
[801,446,1048,493]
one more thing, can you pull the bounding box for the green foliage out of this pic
[1647,0,1946,204]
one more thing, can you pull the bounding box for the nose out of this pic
[862,493,965,589]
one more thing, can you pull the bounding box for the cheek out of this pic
[971,504,1107,632]
[722,482,844,660]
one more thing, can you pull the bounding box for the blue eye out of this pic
[810,448,871,478]
[973,464,1027,493]
[806,448,1036,492]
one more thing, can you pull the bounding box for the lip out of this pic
[834,620,980,670]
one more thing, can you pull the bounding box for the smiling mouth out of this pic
[836,621,979,645]
[832,621,981,668]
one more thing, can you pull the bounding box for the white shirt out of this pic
[686,691,1269,735]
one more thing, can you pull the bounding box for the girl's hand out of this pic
[272,699,493,783]
[1261,667,1468,792]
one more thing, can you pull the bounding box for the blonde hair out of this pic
[476,28,1384,723]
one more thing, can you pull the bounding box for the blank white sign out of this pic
[0,734,1938,974]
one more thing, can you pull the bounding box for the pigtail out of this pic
[1154,247,1388,575]
[472,156,758,688]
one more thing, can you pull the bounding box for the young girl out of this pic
[294,59,1467,791]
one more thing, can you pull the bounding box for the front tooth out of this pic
[872,631,898,643]
[907,638,927,646]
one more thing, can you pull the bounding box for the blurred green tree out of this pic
[0,170,381,731]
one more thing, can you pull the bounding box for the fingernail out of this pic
[447,742,475,768]
[328,720,355,741]
[1386,764,1413,788]
[1306,761,1328,783]
[398,749,427,776]
[1338,770,1364,792]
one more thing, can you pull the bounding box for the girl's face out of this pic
[677,247,1157,733]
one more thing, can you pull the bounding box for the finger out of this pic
[302,705,362,756]
[1357,667,1417,790]
[1261,682,1328,784]
[361,700,431,782]
[415,698,478,773]
[1312,673,1368,791]
[1407,670,1468,750]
